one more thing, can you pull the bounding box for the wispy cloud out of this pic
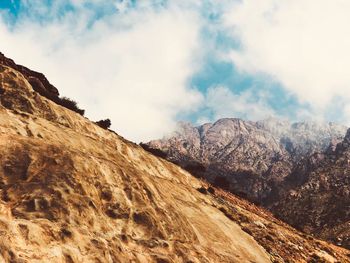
[204,85,276,122]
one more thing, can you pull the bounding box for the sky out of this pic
[0,0,350,142]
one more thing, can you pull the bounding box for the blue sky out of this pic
[0,0,19,20]
[0,0,19,11]
[0,0,349,141]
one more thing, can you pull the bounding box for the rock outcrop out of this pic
[273,127,350,249]
[146,118,350,250]
[0,55,349,262]
[0,52,84,115]
[0,52,59,99]
[146,119,346,203]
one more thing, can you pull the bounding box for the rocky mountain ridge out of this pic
[146,118,350,249]
[273,128,350,249]
[147,118,346,202]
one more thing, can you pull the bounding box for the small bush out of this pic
[58,97,85,116]
[197,187,208,194]
[213,176,230,190]
[140,143,167,159]
[207,186,215,194]
[95,119,111,129]
[183,162,206,178]
[28,77,85,116]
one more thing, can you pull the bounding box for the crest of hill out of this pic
[0,52,85,115]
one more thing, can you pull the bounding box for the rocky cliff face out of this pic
[146,118,350,250]
[0,52,84,115]
[273,128,350,249]
[2,55,349,262]
[0,52,59,100]
[147,118,346,203]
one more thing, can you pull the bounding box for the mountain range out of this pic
[146,118,350,249]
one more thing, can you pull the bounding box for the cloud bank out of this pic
[223,0,350,117]
[204,86,275,121]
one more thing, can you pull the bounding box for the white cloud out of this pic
[205,86,276,121]
[0,1,203,142]
[223,0,350,116]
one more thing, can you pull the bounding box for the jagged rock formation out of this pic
[146,119,346,203]
[0,52,84,115]
[0,52,59,97]
[273,128,350,249]
[0,56,349,262]
[146,118,350,250]
[256,118,346,159]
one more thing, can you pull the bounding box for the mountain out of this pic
[145,118,350,249]
[1,55,349,262]
[146,118,346,204]
[273,128,350,249]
